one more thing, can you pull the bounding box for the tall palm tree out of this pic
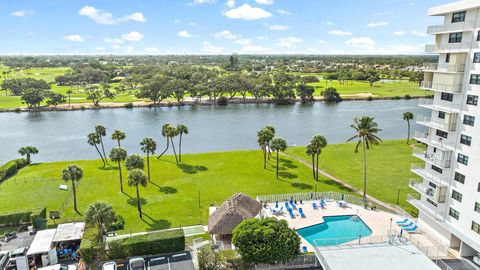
[169,127,179,163]
[140,138,156,182]
[85,201,115,240]
[62,165,83,212]
[127,169,148,219]
[346,116,382,202]
[88,133,106,167]
[18,146,39,164]
[270,137,287,179]
[110,147,127,193]
[307,135,327,192]
[66,89,72,107]
[176,124,189,162]
[111,130,126,147]
[264,125,275,159]
[403,111,414,144]
[125,154,145,171]
[257,128,274,169]
[158,124,173,159]
[95,125,110,166]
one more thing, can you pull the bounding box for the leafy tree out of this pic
[257,128,274,169]
[306,135,327,192]
[18,146,39,164]
[111,130,126,147]
[137,76,171,104]
[232,217,300,264]
[270,137,287,179]
[95,125,110,166]
[110,147,127,193]
[2,78,49,96]
[346,116,382,203]
[127,169,148,219]
[140,137,156,182]
[85,201,115,239]
[87,132,106,167]
[62,164,83,212]
[45,92,66,107]
[409,71,423,87]
[403,111,414,144]
[21,89,46,108]
[125,154,145,171]
[176,124,189,163]
[322,87,342,103]
[296,83,314,103]
[366,70,380,87]
[85,85,116,106]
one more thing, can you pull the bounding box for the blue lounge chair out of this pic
[299,208,306,218]
[275,201,279,208]
[291,201,297,210]
[400,222,414,228]
[396,218,409,224]
[312,202,318,209]
[302,246,308,253]
[405,225,418,233]
[288,208,295,218]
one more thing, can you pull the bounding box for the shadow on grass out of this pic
[279,158,297,169]
[141,212,172,231]
[159,186,177,194]
[278,172,298,179]
[291,182,313,190]
[127,197,147,206]
[97,165,119,171]
[323,179,354,192]
[177,163,208,174]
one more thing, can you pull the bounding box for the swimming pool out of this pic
[296,215,372,246]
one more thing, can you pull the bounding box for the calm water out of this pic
[0,100,427,163]
[296,215,373,246]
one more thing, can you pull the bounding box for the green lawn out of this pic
[286,140,419,214]
[0,150,352,233]
[309,80,428,97]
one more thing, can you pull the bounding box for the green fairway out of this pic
[309,80,429,97]
[286,140,418,214]
[0,150,352,233]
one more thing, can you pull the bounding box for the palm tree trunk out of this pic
[157,138,169,159]
[311,154,315,181]
[72,180,77,212]
[362,139,367,204]
[263,146,267,169]
[117,139,121,147]
[147,153,151,182]
[276,150,279,179]
[136,185,142,219]
[118,160,123,193]
[315,153,319,192]
[99,138,110,166]
[179,134,183,163]
[170,137,179,163]
[94,144,106,166]
[268,144,271,160]
[406,120,410,144]
[26,154,31,164]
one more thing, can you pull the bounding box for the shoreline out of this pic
[0,95,430,113]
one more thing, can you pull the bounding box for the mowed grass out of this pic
[286,140,419,214]
[0,150,352,233]
[309,80,428,97]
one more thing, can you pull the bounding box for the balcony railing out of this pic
[428,41,475,53]
[410,163,450,186]
[420,81,462,93]
[416,115,453,131]
[407,194,445,221]
[412,146,451,168]
[413,131,455,151]
[422,62,465,73]
[427,21,475,34]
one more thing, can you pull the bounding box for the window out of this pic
[460,134,472,146]
[457,154,469,165]
[427,198,438,207]
[446,53,450,63]
[471,74,480,84]
[449,32,463,43]
[452,190,463,202]
[431,165,443,174]
[454,172,465,184]
[436,130,448,139]
[478,30,480,42]
[441,92,454,101]
[474,53,480,63]
[472,221,480,234]
[475,202,480,214]
[449,208,460,220]
[478,183,480,192]
[463,115,475,126]
[429,182,437,188]
[467,95,478,105]
[452,11,466,23]
[438,111,446,119]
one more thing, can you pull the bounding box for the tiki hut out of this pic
[208,192,262,236]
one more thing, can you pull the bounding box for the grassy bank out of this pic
[309,80,427,97]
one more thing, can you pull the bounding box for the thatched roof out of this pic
[208,192,262,235]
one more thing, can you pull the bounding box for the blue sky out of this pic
[0,0,453,55]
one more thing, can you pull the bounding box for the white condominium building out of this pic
[410,0,480,258]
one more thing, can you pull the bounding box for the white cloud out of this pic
[268,24,289,31]
[411,30,428,37]
[367,21,388,27]
[11,10,34,17]
[63,35,85,42]
[144,47,159,54]
[202,42,224,53]
[214,30,239,40]
[178,30,194,38]
[328,30,352,36]
[322,21,334,26]
[78,6,146,25]
[226,0,235,8]
[174,19,181,24]
[276,37,302,48]
[105,38,124,45]
[122,31,144,41]
[224,4,272,20]
[393,31,407,36]
[189,0,216,5]
[240,45,272,53]
[255,0,274,4]
[235,39,252,45]
[318,40,326,44]
[374,11,392,16]
[345,37,375,49]
[308,48,317,53]
[375,44,423,54]
[95,47,105,52]
[277,9,291,15]
[257,36,269,40]
[189,22,198,26]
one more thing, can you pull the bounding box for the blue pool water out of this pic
[297,215,373,246]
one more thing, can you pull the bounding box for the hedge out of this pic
[0,208,46,227]
[79,225,104,264]
[109,229,185,259]
[0,158,28,182]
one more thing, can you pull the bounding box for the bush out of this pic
[107,241,129,260]
[0,207,45,227]
[79,225,103,264]
[367,96,374,101]
[108,215,125,231]
[322,87,342,103]
[124,102,133,108]
[217,96,229,106]
[30,208,47,229]
[0,158,27,182]
[405,94,411,100]
[14,108,21,113]
[198,248,251,270]
[392,96,401,100]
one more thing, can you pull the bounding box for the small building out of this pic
[26,229,58,268]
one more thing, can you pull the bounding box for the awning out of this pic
[27,229,56,256]
[52,222,85,242]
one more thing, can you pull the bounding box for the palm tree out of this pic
[158,124,173,159]
[403,111,414,144]
[85,201,115,240]
[66,89,73,107]
[111,130,126,147]
[306,135,328,192]
[62,165,83,212]
[257,128,274,169]
[169,127,179,163]
[265,125,275,159]
[127,169,148,219]
[95,125,110,166]
[140,138,156,182]
[110,147,127,193]
[88,133,106,167]
[270,137,287,179]
[18,146,39,164]
[176,124,189,162]
[346,116,382,203]
[125,154,144,171]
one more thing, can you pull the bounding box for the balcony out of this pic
[412,146,452,168]
[422,62,465,73]
[413,131,455,151]
[410,163,450,186]
[407,194,445,221]
[408,180,447,204]
[420,81,462,93]
[418,98,461,113]
[416,115,456,132]
[426,41,475,53]
[427,21,475,35]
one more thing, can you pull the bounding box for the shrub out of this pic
[0,208,45,227]
[217,96,228,106]
[108,215,125,231]
[107,241,129,260]
[0,158,27,182]
[367,96,374,101]
[79,225,103,264]
[124,102,133,108]
[392,96,401,100]
[405,94,411,100]
[14,108,21,113]
[322,87,342,103]
[30,208,47,229]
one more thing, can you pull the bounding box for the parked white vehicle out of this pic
[0,251,10,270]
[102,262,117,270]
[129,258,145,270]
[37,263,77,270]
[473,253,480,266]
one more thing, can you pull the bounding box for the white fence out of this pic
[255,255,318,270]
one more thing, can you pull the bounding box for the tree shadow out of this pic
[278,172,298,179]
[127,197,147,206]
[323,179,354,192]
[291,182,313,190]
[97,165,119,171]
[279,158,297,169]
[177,163,208,174]
[141,212,172,231]
[159,186,177,194]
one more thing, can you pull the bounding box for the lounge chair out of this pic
[302,246,308,253]
[312,202,318,210]
[396,218,409,224]
[299,208,306,218]
[275,201,279,208]
[291,202,297,210]
[288,208,295,219]
[400,222,414,228]
[405,225,418,233]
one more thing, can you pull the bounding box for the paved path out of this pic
[281,152,403,214]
